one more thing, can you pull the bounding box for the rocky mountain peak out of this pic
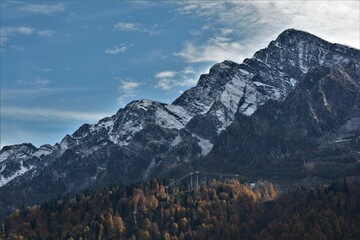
[208,60,238,74]
[0,143,36,156]
[123,99,160,112]
[274,28,326,45]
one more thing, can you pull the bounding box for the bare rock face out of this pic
[205,63,360,185]
[1,29,359,215]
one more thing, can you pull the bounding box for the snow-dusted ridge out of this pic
[0,144,49,187]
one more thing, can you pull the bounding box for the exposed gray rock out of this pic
[204,64,360,184]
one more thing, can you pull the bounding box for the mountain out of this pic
[1,29,359,214]
[202,63,360,188]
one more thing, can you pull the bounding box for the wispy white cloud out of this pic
[155,71,177,79]
[119,81,140,91]
[156,78,174,91]
[189,26,215,37]
[0,82,96,101]
[221,28,234,36]
[154,67,199,91]
[33,78,51,86]
[15,77,51,87]
[147,24,164,35]
[181,67,194,75]
[105,44,131,55]
[175,1,360,64]
[1,106,109,122]
[156,77,198,91]
[175,37,247,63]
[12,26,34,35]
[1,26,57,49]
[114,22,142,31]
[0,26,33,46]
[1,78,53,98]
[41,68,53,72]
[1,88,53,100]
[37,30,56,37]
[20,3,65,15]
[114,22,164,35]
[116,79,141,105]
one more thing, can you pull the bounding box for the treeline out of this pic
[0,178,359,240]
[258,179,360,240]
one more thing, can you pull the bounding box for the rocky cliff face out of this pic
[204,63,360,186]
[0,29,359,214]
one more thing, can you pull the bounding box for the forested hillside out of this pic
[1,178,359,240]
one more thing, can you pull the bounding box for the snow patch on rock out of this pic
[0,161,35,187]
[171,135,182,147]
[192,134,213,156]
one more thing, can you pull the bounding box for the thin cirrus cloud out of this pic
[1,106,110,122]
[1,27,33,46]
[174,1,359,64]
[174,37,247,63]
[155,68,198,91]
[20,3,65,15]
[154,71,176,79]
[1,27,57,48]
[114,22,164,35]
[1,81,98,101]
[2,27,34,36]
[105,44,131,55]
[15,77,52,86]
[37,30,57,37]
[1,88,53,100]
[117,80,141,105]
[114,22,142,31]
[120,81,140,91]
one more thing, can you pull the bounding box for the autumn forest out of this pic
[1,177,360,240]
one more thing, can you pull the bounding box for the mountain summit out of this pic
[1,29,359,214]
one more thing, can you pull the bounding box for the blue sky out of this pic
[1,1,359,148]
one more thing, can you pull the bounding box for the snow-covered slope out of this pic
[0,144,53,187]
[69,99,193,148]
